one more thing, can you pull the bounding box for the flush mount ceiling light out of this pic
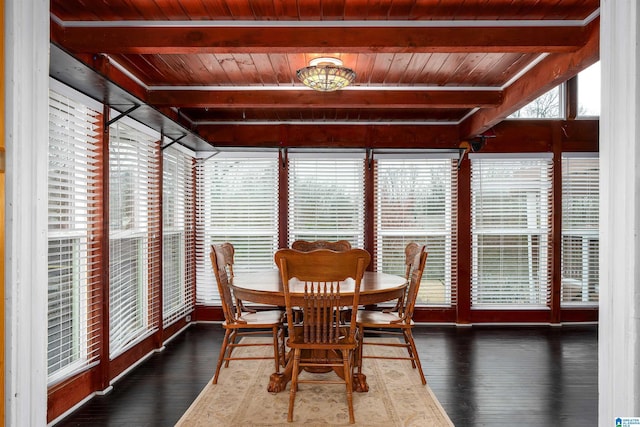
[296,57,356,92]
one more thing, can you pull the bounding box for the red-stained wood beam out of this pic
[147,89,502,109]
[54,24,591,54]
[195,119,599,149]
[196,124,460,147]
[459,18,600,139]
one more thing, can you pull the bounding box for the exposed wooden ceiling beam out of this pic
[459,18,600,139]
[147,89,502,109]
[54,24,591,54]
[197,124,460,147]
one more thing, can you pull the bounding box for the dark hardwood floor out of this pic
[55,323,598,427]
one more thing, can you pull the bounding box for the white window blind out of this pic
[470,154,553,307]
[196,154,279,305]
[374,157,458,306]
[561,155,599,305]
[288,154,365,247]
[47,88,102,385]
[163,146,195,326]
[109,120,161,358]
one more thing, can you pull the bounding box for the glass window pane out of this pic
[374,158,458,306]
[162,147,195,327]
[471,156,553,307]
[509,86,563,119]
[108,121,161,357]
[288,157,365,247]
[48,87,102,384]
[578,61,600,117]
[561,155,599,305]
[196,156,279,305]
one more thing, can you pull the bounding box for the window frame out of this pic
[561,153,599,306]
[373,152,458,307]
[195,151,280,305]
[287,150,366,248]
[108,116,162,359]
[162,145,196,326]
[47,81,103,385]
[470,153,554,308]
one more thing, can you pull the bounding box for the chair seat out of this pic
[356,310,413,327]
[235,309,284,326]
[287,325,359,350]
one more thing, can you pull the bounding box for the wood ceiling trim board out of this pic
[172,0,207,19]
[342,1,369,19]
[231,53,264,85]
[168,54,207,85]
[443,52,488,86]
[250,53,280,86]
[246,0,279,18]
[381,52,414,84]
[397,52,431,84]
[459,17,599,139]
[149,0,189,20]
[368,52,396,83]
[417,52,449,85]
[146,89,502,108]
[272,0,300,19]
[55,25,589,54]
[194,53,233,85]
[297,0,322,20]
[321,0,348,20]
[485,53,534,87]
[124,0,166,20]
[431,53,467,86]
[387,0,416,19]
[213,52,244,85]
[224,0,256,20]
[464,53,505,86]
[115,54,171,85]
[351,53,376,85]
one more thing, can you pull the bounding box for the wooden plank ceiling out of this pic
[49,0,600,150]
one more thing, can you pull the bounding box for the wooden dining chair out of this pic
[217,242,254,314]
[289,240,352,323]
[291,239,352,252]
[356,243,428,385]
[210,244,285,384]
[274,248,371,424]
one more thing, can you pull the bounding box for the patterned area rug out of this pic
[175,337,454,426]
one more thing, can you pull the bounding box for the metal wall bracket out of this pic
[105,104,140,129]
[161,133,187,151]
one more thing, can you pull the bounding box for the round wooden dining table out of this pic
[231,269,407,306]
[230,269,407,393]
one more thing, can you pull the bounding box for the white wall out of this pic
[4,0,49,424]
[599,0,640,424]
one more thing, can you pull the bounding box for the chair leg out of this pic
[343,350,355,424]
[212,328,232,384]
[288,348,301,422]
[402,330,417,368]
[404,329,426,385]
[224,329,238,367]
[272,326,280,373]
[356,325,364,376]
